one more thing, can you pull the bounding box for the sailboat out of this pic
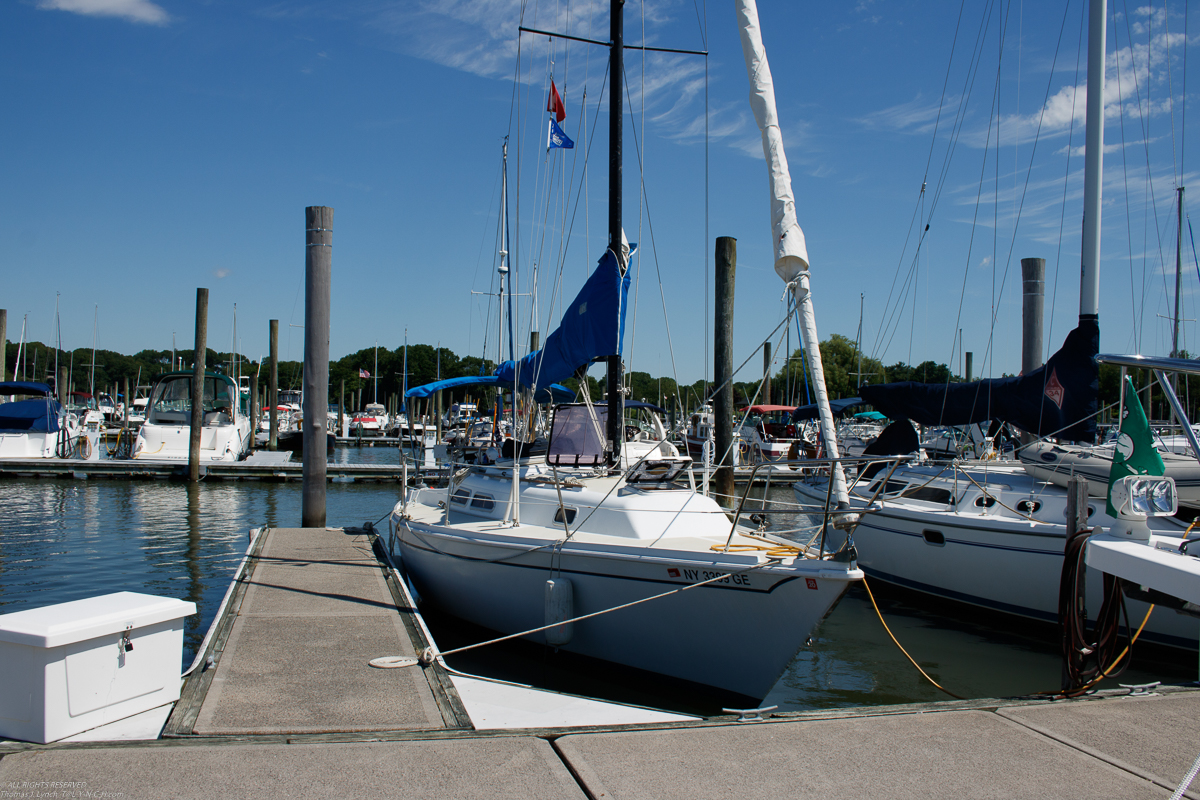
[793,0,1197,650]
[389,0,862,704]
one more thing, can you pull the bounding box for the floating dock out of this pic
[2,523,1200,798]
[0,453,448,483]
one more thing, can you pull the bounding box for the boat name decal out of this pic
[673,568,752,587]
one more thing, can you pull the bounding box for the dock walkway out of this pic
[167,526,469,736]
[1,526,1198,798]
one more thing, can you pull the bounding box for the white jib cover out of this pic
[736,0,849,507]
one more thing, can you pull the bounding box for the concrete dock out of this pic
[2,525,1199,798]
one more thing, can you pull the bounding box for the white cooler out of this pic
[0,592,196,743]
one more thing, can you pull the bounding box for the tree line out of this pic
[7,336,1176,420]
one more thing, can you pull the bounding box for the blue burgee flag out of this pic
[547,119,574,150]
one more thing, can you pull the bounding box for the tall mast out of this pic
[605,0,625,464]
[1173,187,1185,356]
[373,342,378,403]
[1079,0,1106,325]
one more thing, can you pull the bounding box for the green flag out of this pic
[1106,376,1165,517]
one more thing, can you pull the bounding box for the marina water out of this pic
[2,448,1193,715]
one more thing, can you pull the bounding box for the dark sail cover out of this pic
[860,320,1098,442]
[494,249,631,393]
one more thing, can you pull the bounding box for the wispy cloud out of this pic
[214,268,230,279]
[859,6,1185,153]
[37,0,169,26]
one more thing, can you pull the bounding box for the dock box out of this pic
[0,592,196,743]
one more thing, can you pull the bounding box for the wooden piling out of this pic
[339,379,345,434]
[188,288,209,483]
[714,236,736,505]
[0,309,6,382]
[250,377,259,443]
[965,352,974,383]
[1021,258,1045,446]
[268,320,279,451]
[302,206,332,528]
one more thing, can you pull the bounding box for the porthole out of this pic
[922,529,946,546]
[974,495,997,508]
[554,507,577,524]
[1016,499,1042,514]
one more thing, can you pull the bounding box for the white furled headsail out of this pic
[736,0,808,284]
[737,0,850,509]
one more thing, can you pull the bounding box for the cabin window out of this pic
[974,495,997,508]
[1016,499,1042,514]
[470,493,495,510]
[900,485,952,505]
[450,488,470,505]
[868,479,908,496]
[554,507,577,524]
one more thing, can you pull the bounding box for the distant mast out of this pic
[736,0,849,508]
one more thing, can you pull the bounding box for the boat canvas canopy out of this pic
[860,320,1098,442]
[0,398,61,433]
[792,397,863,421]
[494,249,632,393]
[624,400,668,415]
[744,405,797,414]
[0,382,54,397]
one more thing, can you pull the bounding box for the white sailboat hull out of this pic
[795,474,1197,649]
[396,496,859,702]
[1021,441,1200,508]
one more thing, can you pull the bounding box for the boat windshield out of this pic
[147,377,235,425]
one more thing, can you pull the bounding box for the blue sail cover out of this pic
[0,398,61,433]
[405,375,574,404]
[860,320,1098,442]
[494,249,631,393]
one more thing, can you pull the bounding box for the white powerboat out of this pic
[351,403,387,436]
[133,371,252,462]
[0,381,98,459]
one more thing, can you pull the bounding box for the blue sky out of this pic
[3,0,1194,388]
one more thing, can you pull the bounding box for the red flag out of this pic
[547,80,565,123]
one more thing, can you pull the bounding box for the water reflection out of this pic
[0,477,404,669]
